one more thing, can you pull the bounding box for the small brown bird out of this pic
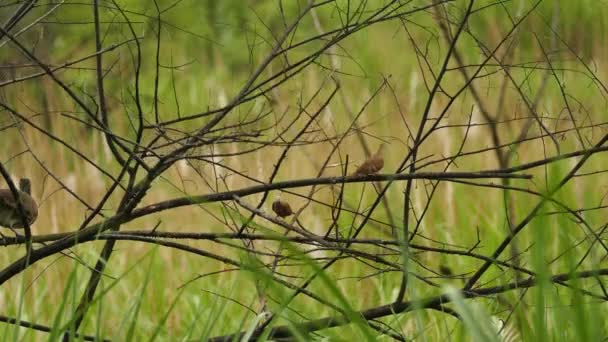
[271,199,293,218]
[0,178,38,231]
[353,144,385,176]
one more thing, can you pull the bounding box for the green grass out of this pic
[1,0,608,340]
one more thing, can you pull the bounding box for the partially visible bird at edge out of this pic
[353,144,385,176]
[0,178,38,238]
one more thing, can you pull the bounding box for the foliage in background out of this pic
[0,0,607,341]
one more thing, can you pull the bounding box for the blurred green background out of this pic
[0,0,607,340]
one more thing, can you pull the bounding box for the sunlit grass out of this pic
[1,1,608,340]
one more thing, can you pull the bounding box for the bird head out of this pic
[375,143,387,157]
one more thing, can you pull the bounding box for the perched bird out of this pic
[0,178,38,231]
[272,199,293,218]
[438,265,453,277]
[353,144,385,176]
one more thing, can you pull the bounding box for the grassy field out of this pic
[1,0,608,340]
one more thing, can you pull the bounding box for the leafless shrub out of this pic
[0,0,606,340]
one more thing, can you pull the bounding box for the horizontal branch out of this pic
[209,267,608,341]
[130,171,532,218]
[0,170,528,286]
[0,230,534,276]
[0,314,106,342]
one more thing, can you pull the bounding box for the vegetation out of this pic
[0,0,607,340]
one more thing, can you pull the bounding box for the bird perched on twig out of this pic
[438,265,453,277]
[272,199,293,218]
[353,144,385,176]
[0,178,38,234]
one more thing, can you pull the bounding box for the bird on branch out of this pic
[271,199,293,218]
[0,178,38,238]
[439,265,453,277]
[353,144,385,176]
